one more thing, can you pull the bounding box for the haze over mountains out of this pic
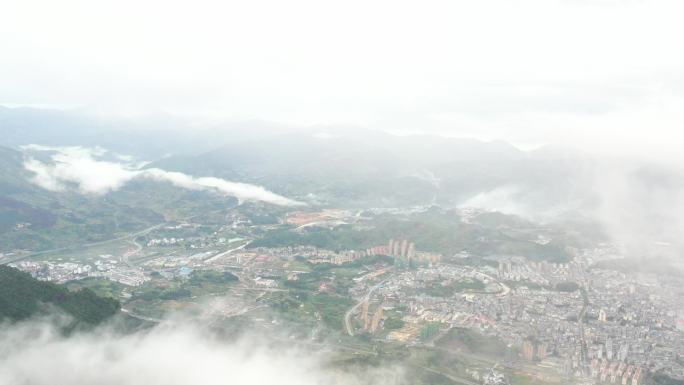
[0,106,294,157]
[2,106,591,208]
[2,106,683,263]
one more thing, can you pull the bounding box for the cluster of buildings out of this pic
[11,212,684,385]
[146,237,184,247]
[10,255,149,286]
[388,239,441,265]
[247,246,379,265]
[497,258,580,286]
[10,260,92,283]
[387,239,416,259]
[590,361,643,385]
[247,239,440,267]
[144,221,243,251]
[144,250,216,269]
[360,299,385,333]
[349,246,684,384]
[522,338,548,361]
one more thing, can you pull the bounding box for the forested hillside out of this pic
[0,265,120,324]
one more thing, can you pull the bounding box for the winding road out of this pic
[344,278,388,336]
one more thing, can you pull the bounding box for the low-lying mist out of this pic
[0,315,404,385]
[21,144,304,206]
[453,150,684,265]
[592,160,684,263]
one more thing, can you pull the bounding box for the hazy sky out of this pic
[2,0,683,160]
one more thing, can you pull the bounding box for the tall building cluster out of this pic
[388,239,416,259]
[370,305,384,333]
[360,299,384,333]
[522,339,548,361]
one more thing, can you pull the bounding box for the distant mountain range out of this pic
[3,106,683,260]
[1,105,595,211]
[0,106,296,157]
[149,130,595,210]
[0,106,597,251]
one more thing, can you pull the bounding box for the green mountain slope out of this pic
[0,145,238,252]
[0,265,120,324]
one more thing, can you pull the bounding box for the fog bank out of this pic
[0,317,403,385]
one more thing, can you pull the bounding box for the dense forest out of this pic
[0,265,120,324]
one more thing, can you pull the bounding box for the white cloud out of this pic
[22,145,304,206]
[457,159,684,261]
[592,161,684,259]
[142,169,303,207]
[0,318,403,385]
[459,186,528,217]
[23,158,66,192]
